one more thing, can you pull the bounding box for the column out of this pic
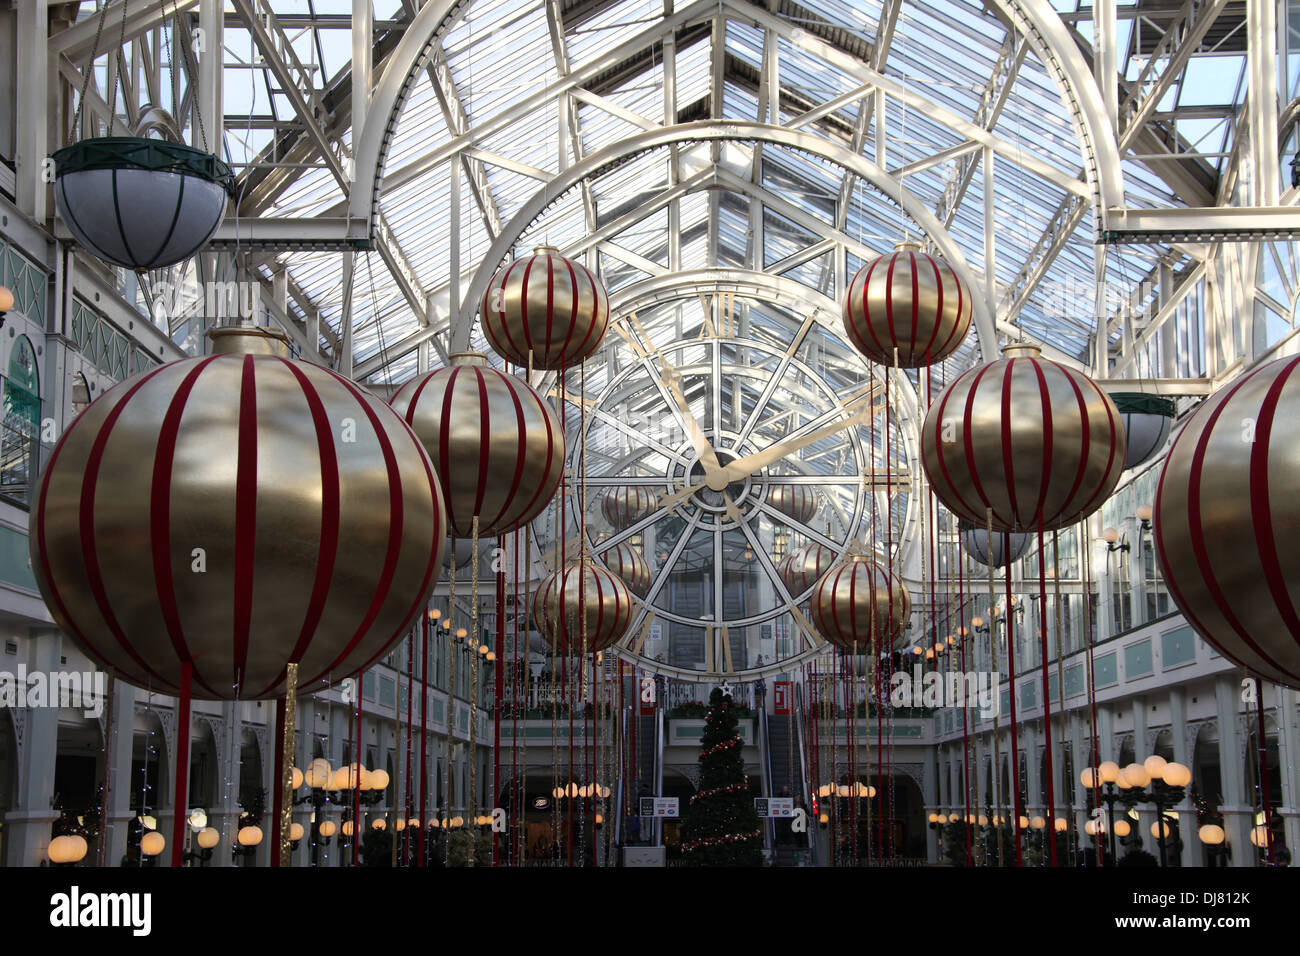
[1022,722,1040,823]
[1247,0,1281,207]
[924,745,939,864]
[1168,687,1197,867]
[1131,695,1150,855]
[14,0,48,221]
[4,628,62,866]
[1128,518,1147,627]
[198,0,224,149]
[292,719,311,868]
[209,700,241,868]
[255,718,274,867]
[1215,676,1253,867]
[1275,685,1300,859]
[1097,704,1116,763]
[1069,711,1088,833]
[101,682,136,866]
[327,702,348,866]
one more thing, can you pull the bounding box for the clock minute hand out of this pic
[715,409,870,483]
[661,362,725,484]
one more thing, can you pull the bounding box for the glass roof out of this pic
[64,0,1250,382]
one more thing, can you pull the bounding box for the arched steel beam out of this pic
[349,0,1125,238]
[984,0,1124,225]
[348,0,468,229]
[453,120,998,358]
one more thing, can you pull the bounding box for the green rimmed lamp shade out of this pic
[1110,393,1177,470]
[958,520,1030,567]
[53,138,235,272]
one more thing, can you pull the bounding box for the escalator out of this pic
[761,686,815,866]
[787,682,817,866]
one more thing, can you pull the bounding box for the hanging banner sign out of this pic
[638,797,679,817]
[773,680,791,715]
[754,797,794,818]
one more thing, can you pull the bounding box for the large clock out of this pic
[533,273,918,679]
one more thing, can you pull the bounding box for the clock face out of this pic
[535,290,914,679]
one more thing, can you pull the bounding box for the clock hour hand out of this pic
[658,478,709,512]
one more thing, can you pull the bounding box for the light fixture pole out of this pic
[1081,760,1122,862]
[1116,757,1191,867]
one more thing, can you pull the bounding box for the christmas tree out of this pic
[681,688,763,866]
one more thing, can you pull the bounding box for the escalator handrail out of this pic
[791,681,817,864]
[758,704,775,850]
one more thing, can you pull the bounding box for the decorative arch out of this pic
[348,0,1124,242]
[454,121,999,356]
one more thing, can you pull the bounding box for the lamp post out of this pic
[1114,757,1190,867]
[1081,760,1122,862]
[1198,823,1229,867]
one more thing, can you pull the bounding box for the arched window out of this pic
[1,335,40,507]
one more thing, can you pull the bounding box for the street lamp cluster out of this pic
[1081,756,1190,865]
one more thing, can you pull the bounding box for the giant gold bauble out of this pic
[599,541,652,598]
[1155,355,1300,687]
[601,487,657,531]
[531,560,634,653]
[30,327,445,700]
[810,554,909,651]
[921,343,1126,533]
[776,543,836,596]
[480,246,609,371]
[842,242,972,368]
[767,485,818,526]
[390,352,563,537]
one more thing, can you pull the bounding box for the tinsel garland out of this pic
[681,827,763,852]
[688,780,748,803]
[699,736,741,758]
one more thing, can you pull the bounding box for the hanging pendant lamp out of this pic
[53,137,235,272]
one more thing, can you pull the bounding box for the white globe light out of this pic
[1162,762,1192,788]
[1198,824,1225,846]
[48,835,87,864]
[140,831,166,856]
[1123,763,1151,789]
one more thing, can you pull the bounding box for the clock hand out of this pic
[614,314,725,484]
[721,491,746,525]
[661,363,725,484]
[657,478,710,512]
[715,409,870,484]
